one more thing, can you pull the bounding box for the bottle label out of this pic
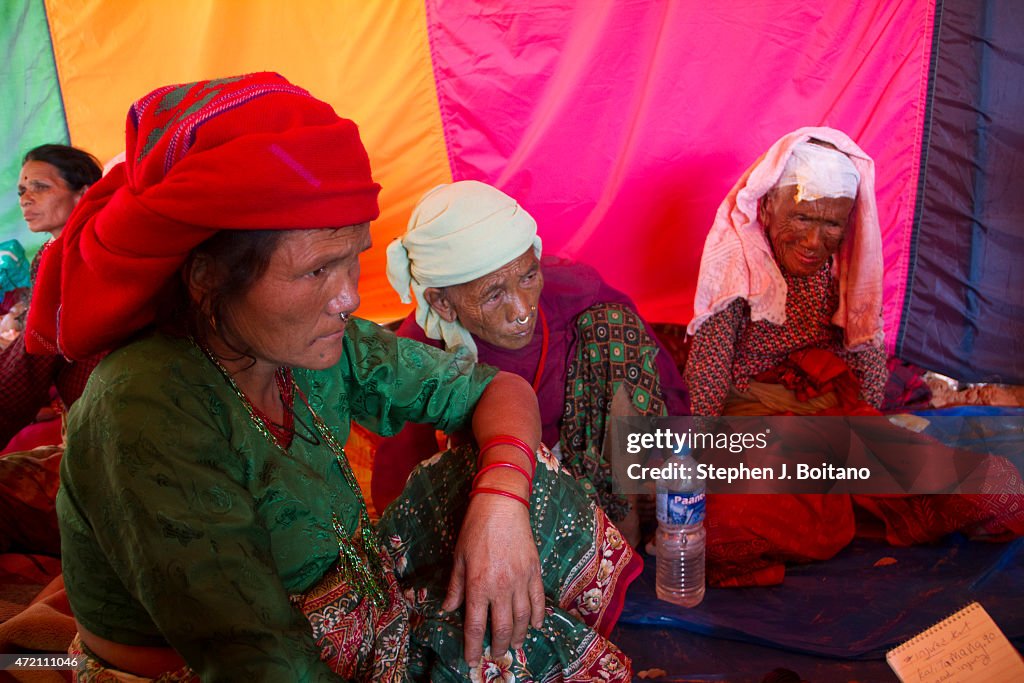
[657,490,706,526]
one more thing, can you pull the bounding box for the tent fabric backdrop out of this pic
[1,0,1020,383]
[427,0,931,339]
[899,0,1024,383]
[0,0,68,253]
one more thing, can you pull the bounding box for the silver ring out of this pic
[338,312,349,322]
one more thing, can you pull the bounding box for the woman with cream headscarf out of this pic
[379,180,689,541]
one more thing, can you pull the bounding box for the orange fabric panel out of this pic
[45,0,445,322]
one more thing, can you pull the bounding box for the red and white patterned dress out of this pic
[685,263,887,416]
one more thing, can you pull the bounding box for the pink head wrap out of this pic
[688,126,884,349]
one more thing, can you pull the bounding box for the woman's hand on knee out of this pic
[443,493,544,667]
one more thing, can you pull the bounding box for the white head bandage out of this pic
[386,180,542,358]
[777,141,860,202]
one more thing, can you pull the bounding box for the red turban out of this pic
[26,72,381,359]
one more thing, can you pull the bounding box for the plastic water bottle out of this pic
[655,446,706,607]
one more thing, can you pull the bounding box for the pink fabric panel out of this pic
[426,0,934,351]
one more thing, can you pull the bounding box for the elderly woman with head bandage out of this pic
[27,74,636,681]
[379,180,690,542]
[682,129,1024,590]
[685,127,888,417]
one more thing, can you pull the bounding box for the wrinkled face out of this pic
[760,185,855,277]
[441,249,543,350]
[18,161,87,237]
[223,225,370,370]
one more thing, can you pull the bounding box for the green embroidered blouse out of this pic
[57,317,496,681]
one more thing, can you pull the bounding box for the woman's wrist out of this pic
[468,486,530,509]
[477,437,536,473]
[472,466,531,499]
[474,462,532,493]
[473,435,538,505]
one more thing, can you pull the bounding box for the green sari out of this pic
[60,318,638,681]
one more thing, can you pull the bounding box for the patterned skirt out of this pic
[71,443,640,682]
[380,442,639,681]
[560,303,669,524]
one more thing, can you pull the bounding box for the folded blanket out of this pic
[0,573,73,683]
[0,447,62,556]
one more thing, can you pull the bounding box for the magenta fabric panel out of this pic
[426,1,935,350]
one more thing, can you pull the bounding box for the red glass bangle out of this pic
[473,462,533,493]
[469,486,530,509]
[478,435,536,476]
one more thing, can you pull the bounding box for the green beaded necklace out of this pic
[196,341,389,609]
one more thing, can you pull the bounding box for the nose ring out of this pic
[338,312,349,322]
[515,305,537,326]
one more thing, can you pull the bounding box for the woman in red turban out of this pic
[29,73,635,682]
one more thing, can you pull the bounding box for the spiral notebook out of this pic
[886,601,1024,682]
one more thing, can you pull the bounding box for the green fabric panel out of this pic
[0,0,68,256]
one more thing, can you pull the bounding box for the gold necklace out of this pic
[195,340,389,609]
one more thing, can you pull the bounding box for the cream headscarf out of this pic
[688,126,884,349]
[386,180,542,359]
